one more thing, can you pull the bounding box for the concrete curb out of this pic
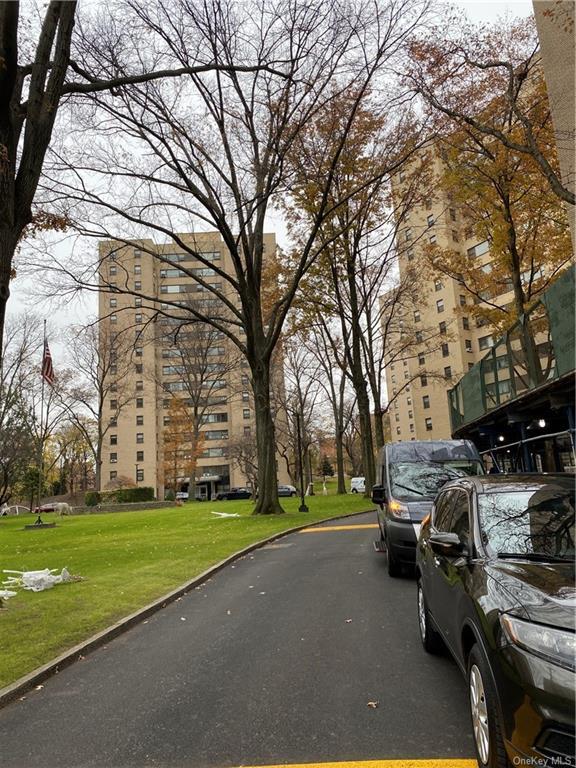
[0,507,374,709]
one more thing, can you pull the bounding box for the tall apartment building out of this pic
[98,232,282,499]
[384,156,517,442]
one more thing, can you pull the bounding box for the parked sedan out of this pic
[416,474,575,768]
[214,487,252,501]
[278,484,297,497]
[33,503,57,513]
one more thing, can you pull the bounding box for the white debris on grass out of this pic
[3,567,81,592]
[0,590,17,601]
[210,511,241,518]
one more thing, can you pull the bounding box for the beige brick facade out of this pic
[98,232,286,499]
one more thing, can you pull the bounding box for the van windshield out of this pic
[389,461,468,501]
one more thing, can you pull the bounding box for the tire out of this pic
[290,492,296,497]
[352,489,358,493]
[417,578,444,654]
[467,645,509,768]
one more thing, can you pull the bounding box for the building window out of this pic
[407,248,414,261]
[429,234,437,244]
[408,410,413,419]
[136,468,144,482]
[243,408,250,419]
[407,397,412,406]
[136,451,144,462]
[405,228,412,242]
[134,264,142,275]
[452,230,459,242]
[135,347,143,357]
[439,321,446,334]
[110,452,118,463]
[425,418,433,431]
[479,334,494,350]
[449,208,457,222]
[135,297,142,308]
[136,380,143,391]
[109,417,117,427]
[427,214,434,227]
[434,280,442,291]
[420,374,428,387]
[459,294,467,307]
[110,314,117,324]
[396,426,401,435]
[465,339,473,352]
[462,317,470,330]
[110,471,117,481]
[134,280,142,290]
[109,265,117,276]
[242,391,250,402]
[423,395,430,409]
[415,331,423,343]
[110,383,117,393]
[136,432,144,444]
[110,399,117,409]
[409,423,415,433]
[468,362,474,370]
[395,413,400,422]
[110,298,117,308]
[441,343,449,357]
[110,434,117,445]
[136,397,144,408]
[399,169,406,182]
[418,353,425,366]
[414,310,420,323]
[467,240,489,259]
[243,426,252,437]
[444,366,452,379]
[136,415,144,426]
[135,313,143,324]
[110,364,117,375]
[436,299,444,313]
[135,364,143,374]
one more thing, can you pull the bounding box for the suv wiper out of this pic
[497,552,572,563]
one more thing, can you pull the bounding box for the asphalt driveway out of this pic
[0,512,475,768]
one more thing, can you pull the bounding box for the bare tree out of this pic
[0,0,293,358]
[56,321,135,491]
[43,0,432,513]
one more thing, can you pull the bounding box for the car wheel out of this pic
[351,488,357,493]
[290,491,296,497]
[417,578,444,654]
[467,645,508,768]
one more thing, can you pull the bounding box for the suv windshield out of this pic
[478,487,575,560]
[389,462,466,501]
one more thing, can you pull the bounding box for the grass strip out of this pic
[0,493,372,688]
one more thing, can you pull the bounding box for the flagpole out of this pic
[37,320,47,520]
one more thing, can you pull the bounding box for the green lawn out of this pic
[0,493,373,689]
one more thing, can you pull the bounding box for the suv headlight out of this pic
[388,500,410,520]
[501,614,576,672]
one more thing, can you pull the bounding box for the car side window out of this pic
[433,490,454,531]
[450,490,470,543]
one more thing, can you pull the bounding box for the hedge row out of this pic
[85,487,155,506]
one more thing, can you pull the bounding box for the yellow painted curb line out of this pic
[300,524,380,532]
[236,760,478,768]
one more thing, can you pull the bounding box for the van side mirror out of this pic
[371,484,387,505]
[429,531,466,558]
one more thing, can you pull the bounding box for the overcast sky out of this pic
[11,0,537,357]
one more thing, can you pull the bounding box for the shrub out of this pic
[85,491,101,507]
[101,487,155,504]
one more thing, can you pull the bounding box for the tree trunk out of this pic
[0,231,17,360]
[251,363,283,515]
[335,427,346,494]
[372,406,385,450]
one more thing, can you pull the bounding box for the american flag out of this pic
[41,340,55,385]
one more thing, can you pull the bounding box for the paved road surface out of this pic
[0,513,476,768]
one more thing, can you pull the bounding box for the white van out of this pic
[350,477,365,494]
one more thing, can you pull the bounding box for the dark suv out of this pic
[416,474,575,768]
[214,487,252,501]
